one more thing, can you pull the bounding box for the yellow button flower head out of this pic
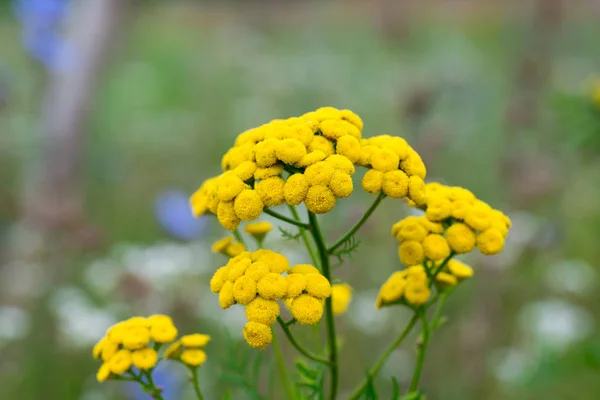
[212,236,233,255]
[163,341,182,359]
[404,281,431,306]
[256,177,286,207]
[244,221,273,241]
[226,242,246,257]
[245,297,280,325]
[396,217,428,242]
[445,223,476,254]
[149,315,178,343]
[386,137,409,159]
[435,272,457,287]
[425,197,452,222]
[408,176,427,206]
[288,123,314,146]
[291,294,324,325]
[243,321,273,349]
[304,273,332,299]
[308,136,335,156]
[217,175,247,202]
[227,257,252,282]
[372,148,400,172]
[376,271,406,309]
[304,185,336,214]
[276,138,307,164]
[325,155,355,175]
[234,189,264,221]
[244,261,270,282]
[210,266,229,293]
[297,150,327,167]
[122,326,151,350]
[451,200,472,220]
[315,106,342,121]
[447,259,474,280]
[329,170,353,198]
[305,162,335,186]
[219,281,235,309]
[422,234,451,261]
[361,169,384,194]
[340,109,364,131]
[93,336,109,360]
[233,276,258,305]
[320,119,346,140]
[283,173,310,205]
[286,273,308,298]
[331,283,352,316]
[217,201,241,231]
[406,265,427,282]
[465,205,492,231]
[289,264,320,275]
[181,334,211,348]
[257,273,288,299]
[255,139,279,167]
[398,241,425,266]
[400,150,427,179]
[257,250,290,274]
[108,349,132,374]
[132,348,158,370]
[233,160,258,181]
[476,229,505,255]
[382,170,409,198]
[96,362,112,383]
[254,164,284,180]
[181,349,207,367]
[336,135,361,163]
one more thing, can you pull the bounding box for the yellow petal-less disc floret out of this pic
[217,201,241,231]
[425,197,452,222]
[396,217,428,242]
[296,150,327,167]
[283,173,310,205]
[219,281,235,309]
[336,135,361,163]
[254,164,284,180]
[305,162,335,186]
[255,177,286,207]
[435,272,458,287]
[445,223,476,254]
[304,273,332,299]
[217,175,247,202]
[122,326,151,350]
[476,229,505,255]
[131,348,158,370]
[304,185,336,214]
[276,138,307,164]
[243,321,273,349]
[255,139,279,167]
[286,273,308,298]
[398,241,425,266]
[289,264,320,275]
[108,349,132,374]
[257,273,288,299]
[291,294,324,325]
[234,189,264,221]
[408,176,427,206]
[325,154,355,175]
[149,317,178,343]
[376,272,406,309]
[308,136,335,156]
[163,341,182,359]
[244,261,270,282]
[404,281,431,306]
[447,259,474,280]
[361,169,384,194]
[233,276,258,305]
[371,148,400,172]
[422,234,451,261]
[96,363,112,383]
[329,170,353,198]
[245,297,280,325]
[244,221,273,240]
[210,266,229,293]
[382,170,409,198]
[340,109,364,131]
[331,283,352,316]
[212,236,234,254]
[233,161,258,181]
[181,334,211,348]
[227,257,251,282]
[257,250,290,274]
[226,242,246,257]
[181,349,207,367]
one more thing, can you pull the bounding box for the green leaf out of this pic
[330,235,361,265]
[401,391,424,400]
[391,377,401,400]
[295,360,319,380]
[278,226,303,241]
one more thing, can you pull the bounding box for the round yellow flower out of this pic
[296,150,327,167]
[257,273,288,299]
[96,363,112,383]
[149,318,178,343]
[93,336,108,360]
[382,170,409,198]
[305,162,335,186]
[361,169,384,194]
[340,109,364,131]
[210,266,229,293]
[283,173,309,205]
[100,339,119,362]
[276,138,307,164]
[376,272,406,309]
[386,137,409,159]
[339,120,361,138]
[408,176,427,206]
[233,160,258,181]
[181,349,207,367]
[308,135,335,156]
[406,265,427,282]
[304,185,336,214]
[425,197,452,221]
[435,272,457,287]
[254,164,284,180]
[163,341,182,359]
[233,275,258,305]
[243,321,273,349]
[418,217,444,234]
[320,119,346,140]
[257,250,290,274]
[476,229,505,255]
[147,314,173,327]
[226,242,246,257]
[447,259,474,280]
[122,326,151,350]
[371,148,400,172]
[217,201,241,231]
[131,348,158,370]
[396,218,428,242]
[217,175,246,202]
[315,106,342,121]
[465,206,492,231]
[244,261,270,282]
[255,139,279,167]
[212,236,233,254]
[289,264,320,275]
[244,222,273,240]
[400,150,426,179]
[291,294,324,325]
[288,123,314,146]
[219,281,235,309]
[181,334,211,348]
[286,273,308,298]
[108,349,132,374]
[304,273,332,299]
[256,177,286,207]
[325,155,355,175]
[422,234,451,261]
[245,297,280,325]
[228,257,252,282]
[404,281,430,306]
[336,135,361,163]
[445,223,476,254]
[331,283,352,316]
[329,171,353,198]
[234,189,264,221]
[398,241,424,266]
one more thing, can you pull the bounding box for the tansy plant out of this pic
[92,107,510,399]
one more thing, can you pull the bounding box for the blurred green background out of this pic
[1,0,600,399]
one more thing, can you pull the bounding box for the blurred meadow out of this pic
[2,0,600,399]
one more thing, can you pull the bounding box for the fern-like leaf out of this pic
[278,226,303,241]
[330,235,361,266]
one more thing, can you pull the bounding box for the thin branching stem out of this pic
[288,205,319,267]
[264,208,310,229]
[276,317,330,365]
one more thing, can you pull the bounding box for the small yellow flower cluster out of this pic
[212,236,246,257]
[244,221,273,241]
[358,134,427,204]
[376,266,431,309]
[412,183,512,256]
[164,333,211,367]
[209,250,331,349]
[433,259,474,287]
[392,215,450,266]
[92,315,178,382]
[331,283,352,316]
[190,107,364,230]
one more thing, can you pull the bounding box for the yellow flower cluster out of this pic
[212,236,246,257]
[433,259,474,287]
[209,250,331,349]
[190,107,364,230]
[92,315,178,382]
[244,221,273,241]
[376,266,431,309]
[331,283,352,316]
[358,135,427,204]
[164,333,211,367]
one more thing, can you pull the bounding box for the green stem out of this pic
[272,330,295,400]
[264,208,310,229]
[144,371,165,400]
[408,309,431,393]
[430,252,455,282]
[348,313,420,400]
[190,368,204,400]
[233,228,246,247]
[327,192,385,253]
[288,205,319,267]
[307,212,339,400]
[277,317,330,365]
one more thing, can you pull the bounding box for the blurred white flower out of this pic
[0,306,30,341]
[491,348,532,385]
[544,259,597,296]
[348,290,391,336]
